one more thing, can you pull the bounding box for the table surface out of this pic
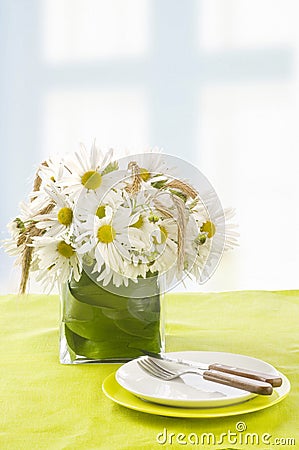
[1,290,298,450]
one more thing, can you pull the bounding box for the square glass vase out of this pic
[59,271,165,364]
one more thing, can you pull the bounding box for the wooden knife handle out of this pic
[203,370,273,395]
[208,363,282,387]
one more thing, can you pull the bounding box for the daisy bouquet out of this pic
[4,144,237,363]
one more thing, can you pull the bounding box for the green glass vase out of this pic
[59,271,165,363]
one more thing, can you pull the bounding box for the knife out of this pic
[145,353,282,387]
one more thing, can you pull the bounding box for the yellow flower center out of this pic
[195,234,207,245]
[57,241,75,258]
[159,225,168,242]
[139,167,150,181]
[97,224,116,244]
[57,207,73,226]
[200,221,216,238]
[81,171,102,190]
[96,205,106,219]
[153,225,168,245]
[50,176,56,182]
[130,215,144,229]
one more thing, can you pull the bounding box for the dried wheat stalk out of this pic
[172,195,187,273]
[19,162,54,294]
[153,198,173,219]
[164,179,198,199]
[125,161,142,195]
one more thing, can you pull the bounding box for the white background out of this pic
[1,0,298,293]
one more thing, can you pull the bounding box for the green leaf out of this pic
[69,270,159,308]
[14,217,26,232]
[64,324,160,360]
[169,189,187,202]
[64,325,135,359]
[151,179,167,189]
[101,161,119,176]
[62,271,162,360]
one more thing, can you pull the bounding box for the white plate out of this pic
[103,371,290,417]
[115,351,281,408]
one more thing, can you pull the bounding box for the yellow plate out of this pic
[102,372,290,418]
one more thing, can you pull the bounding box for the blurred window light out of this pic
[42,89,149,157]
[197,83,298,290]
[199,0,297,51]
[42,0,149,63]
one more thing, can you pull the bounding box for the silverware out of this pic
[144,353,282,387]
[137,357,225,396]
[137,357,273,396]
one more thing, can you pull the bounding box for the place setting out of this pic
[102,351,290,418]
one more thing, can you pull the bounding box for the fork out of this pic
[137,357,273,395]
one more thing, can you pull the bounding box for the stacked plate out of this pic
[102,351,290,418]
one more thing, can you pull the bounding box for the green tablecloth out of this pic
[0,290,298,450]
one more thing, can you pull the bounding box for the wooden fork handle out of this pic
[208,363,282,387]
[203,370,273,395]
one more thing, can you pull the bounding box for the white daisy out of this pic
[33,236,81,291]
[37,154,66,186]
[76,206,133,286]
[61,142,120,200]
[34,186,75,238]
[3,198,45,260]
[183,215,211,283]
[128,214,159,258]
[149,218,178,280]
[3,219,26,259]
[120,150,176,191]
[121,189,160,254]
[185,194,238,283]
[28,155,67,204]
[192,193,239,252]
[74,186,124,227]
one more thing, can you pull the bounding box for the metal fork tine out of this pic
[146,358,175,376]
[140,358,168,376]
[137,358,172,380]
[137,359,167,379]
